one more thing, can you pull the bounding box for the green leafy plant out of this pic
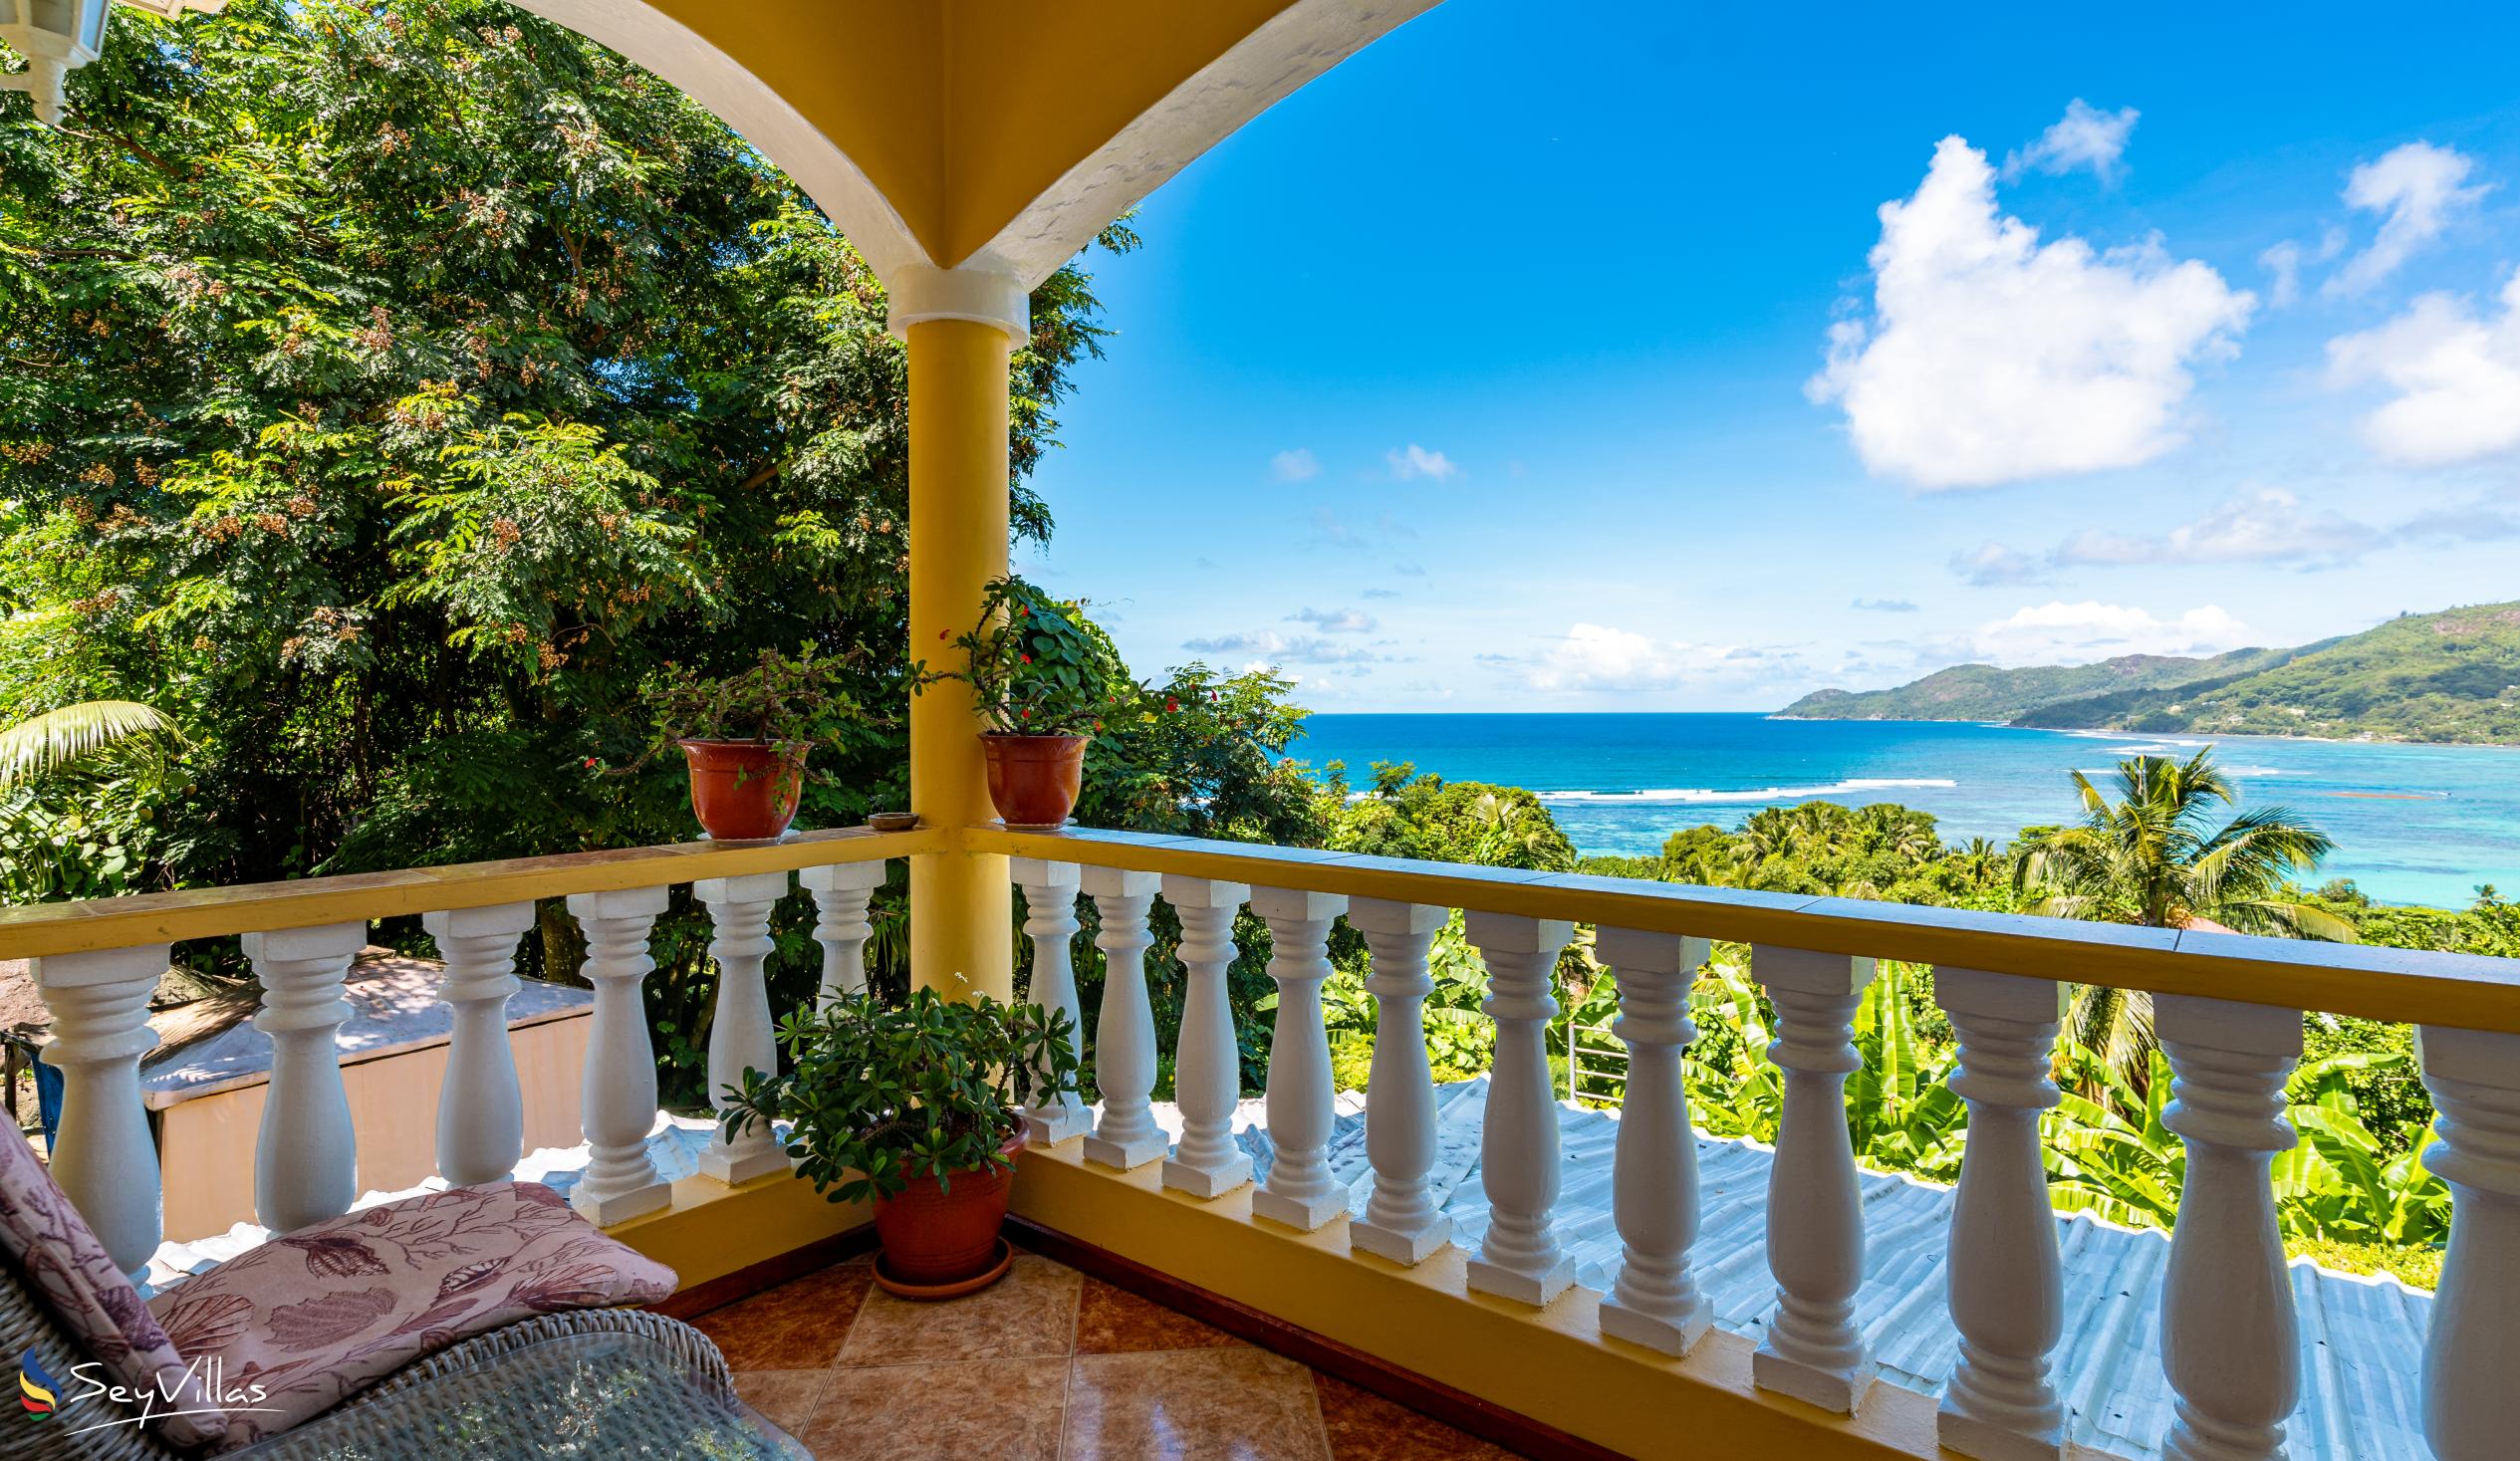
[912,575,1138,735]
[719,988,1080,1204]
[636,644,863,754]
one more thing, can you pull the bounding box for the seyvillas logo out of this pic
[19,1350,57,1417]
[15,1349,279,1436]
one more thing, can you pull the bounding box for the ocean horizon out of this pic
[1286,712,2520,908]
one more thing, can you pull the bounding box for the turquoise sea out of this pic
[1286,713,2520,908]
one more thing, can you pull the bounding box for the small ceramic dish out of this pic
[868,811,921,833]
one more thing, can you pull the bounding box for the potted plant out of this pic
[720,987,1080,1296]
[639,645,861,842]
[914,576,1137,830]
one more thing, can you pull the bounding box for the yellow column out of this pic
[907,315,1015,1000]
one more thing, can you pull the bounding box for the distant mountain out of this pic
[1777,603,2520,745]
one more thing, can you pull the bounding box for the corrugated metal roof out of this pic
[1199,1079,2432,1461]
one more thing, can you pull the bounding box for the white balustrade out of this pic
[420,901,533,1188]
[1346,898,1450,1265]
[2417,1025,2520,1461]
[1013,857,1093,1144]
[1082,866,1166,1170]
[1596,927,1712,1355]
[1935,968,2068,1461]
[30,944,168,1285]
[1251,886,1349,1231]
[1161,875,1253,1198]
[2155,994,2302,1461]
[566,885,673,1223]
[801,861,885,1012]
[695,871,794,1185]
[1750,945,1878,1411]
[1463,911,1578,1305]
[245,921,367,1233]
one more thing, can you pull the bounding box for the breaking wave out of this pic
[1534,778,1957,806]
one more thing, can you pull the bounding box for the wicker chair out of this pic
[2,1248,792,1459]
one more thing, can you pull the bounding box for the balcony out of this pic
[1,821,2509,1460]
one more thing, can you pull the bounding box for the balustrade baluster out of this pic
[1161,875,1253,1197]
[1014,858,1092,1144]
[420,902,533,1188]
[1082,867,1166,1170]
[1251,887,1349,1231]
[1935,967,2068,1461]
[2417,1025,2520,1461]
[1347,898,1450,1265]
[31,945,169,1285]
[1596,927,1712,1354]
[566,885,672,1223]
[801,862,886,1012]
[245,921,366,1233]
[695,871,794,1185]
[2155,994,2302,1461]
[1464,911,1577,1305]
[1750,945,1877,1411]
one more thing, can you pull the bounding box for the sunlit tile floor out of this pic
[690,1247,1527,1460]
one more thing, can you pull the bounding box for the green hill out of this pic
[1779,604,2520,745]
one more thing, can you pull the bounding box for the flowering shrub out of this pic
[912,575,1139,735]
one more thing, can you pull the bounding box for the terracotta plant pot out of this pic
[980,733,1088,830]
[871,1130,1026,1287]
[678,738,806,842]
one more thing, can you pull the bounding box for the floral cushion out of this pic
[147,1181,675,1451]
[0,1129,227,1448]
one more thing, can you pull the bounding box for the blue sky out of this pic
[1018,2,2520,713]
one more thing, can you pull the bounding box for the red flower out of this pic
[936,628,948,640]
[1020,708,1032,720]
[1165,698,1180,712]
[1019,653,1031,664]
[582,757,598,769]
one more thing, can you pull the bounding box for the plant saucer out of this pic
[873,1237,1013,1302]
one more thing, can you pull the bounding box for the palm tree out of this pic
[2016,748,2352,1095]
[0,700,180,787]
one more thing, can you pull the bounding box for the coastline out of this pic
[1764,711,2520,753]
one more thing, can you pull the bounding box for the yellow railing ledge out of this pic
[0,825,941,960]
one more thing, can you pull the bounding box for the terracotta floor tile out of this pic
[1076,1275,1249,1354]
[799,1356,1067,1461]
[693,1262,878,1371]
[731,1369,829,1439]
[1067,1347,1333,1461]
[1312,1373,1523,1460]
[836,1252,1082,1365]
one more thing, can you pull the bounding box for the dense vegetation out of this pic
[1782,602,2520,744]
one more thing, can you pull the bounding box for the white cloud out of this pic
[1949,541,2049,587]
[1852,598,1920,612]
[1182,630,1391,665]
[1809,136,2254,489]
[2330,141,2489,297]
[1386,443,1458,481]
[2055,488,2368,567]
[1287,607,1378,633]
[1529,624,1801,692]
[1969,602,2251,665]
[2327,270,2520,466]
[2260,241,2304,309]
[1270,448,1320,483]
[1361,588,1401,600]
[2002,100,2140,184]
